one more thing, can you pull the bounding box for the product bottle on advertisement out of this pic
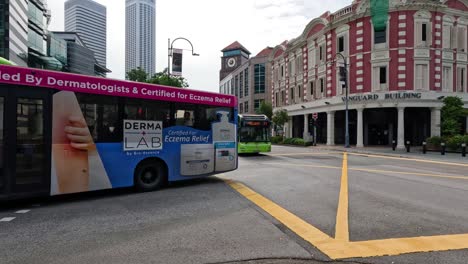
[212,111,237,172]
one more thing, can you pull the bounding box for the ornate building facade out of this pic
[270,0,468,148]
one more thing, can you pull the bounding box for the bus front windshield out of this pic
[239,126,270,142]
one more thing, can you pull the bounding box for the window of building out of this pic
[310,81,314,97]
[239,102,244,113]
[298,85,302,101]
[318,78,324,98]
[319,45,324,62]
[457,26,467,52]
[338,36,345,53]
[275,92,279,107]
[254,63,265,94]
[290,88,294,103]
[296,55,303,75]
[281,90,286,104]
[443,24,452,49]
[422,23,427,42]
[281,65,284,78]
[234,76,239,97]
[239,72,244,99]
[379,67,387,84]
[245,102,249,113]
[372,66,387,91]
[374,29,386,44]
[415,64,429,90]
[442,66,452,92]
[308,48,316,69]
[457,67,466,92]
[244,68,249,96]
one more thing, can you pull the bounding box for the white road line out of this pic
[15,210,30,214]
[0,217,16,222]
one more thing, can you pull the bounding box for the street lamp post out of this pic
[167,37,199,76]
[335,52,350,148]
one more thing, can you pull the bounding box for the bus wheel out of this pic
[134,160,167,192]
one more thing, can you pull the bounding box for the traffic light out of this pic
[339,66,347,82]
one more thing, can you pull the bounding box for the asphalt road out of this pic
[1,145,468,263]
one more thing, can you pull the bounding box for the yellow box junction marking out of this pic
[335,153,349,242]
[226,152,468,259]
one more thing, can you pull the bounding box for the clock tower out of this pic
[220,41,251,81]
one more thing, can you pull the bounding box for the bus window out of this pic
[175,104,197,127]
[125,98,171,127]
[76,94,120,143]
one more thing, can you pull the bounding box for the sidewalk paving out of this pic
[313,145,468,164]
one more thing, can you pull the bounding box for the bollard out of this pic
[441,142,446,155]
[422,141,427,154]
[406,141,410,153]
[392,140,396,151]
[462,143,466,157]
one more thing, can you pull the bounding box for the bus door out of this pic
[0,86,51,198]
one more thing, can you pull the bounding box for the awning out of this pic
[370,0,389,32]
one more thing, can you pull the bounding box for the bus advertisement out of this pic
[0,65,238,200]
[238,114,271,154]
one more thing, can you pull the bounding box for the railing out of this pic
[330,5,354,21]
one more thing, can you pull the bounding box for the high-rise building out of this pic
[125,0,156,76]
[64,0,107,67]
[0,0,63,70]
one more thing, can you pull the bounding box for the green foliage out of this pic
[148,70,189,88]
[270,136,284,144]
[256,101,273,120]
[283,138,306,146]
[441,96,467,137]
[446,135,468,151]
[426,136,442,146]
[126,68,189,88]
[272,109,289,129]
[126,67,148,82]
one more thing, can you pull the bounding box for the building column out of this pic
[327,111,335,146]
[356,108,364,148]
[303,114,309,141]
[430,107,441,137]
[397,107,405,149]
[288,119,293,138]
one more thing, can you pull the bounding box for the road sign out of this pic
[312,113,318,120]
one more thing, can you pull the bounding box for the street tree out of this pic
[256,101,273,120]
[148,69,189,88]
[272,109,289,137]
[441,96,468,137]
[126,68,189,88]
[126,67,148,82]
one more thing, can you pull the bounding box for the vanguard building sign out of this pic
[342,92,422,102]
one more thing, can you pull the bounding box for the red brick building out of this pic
[270,0,468,148]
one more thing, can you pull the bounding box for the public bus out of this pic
[0,64,238,200]
[237,114,271,154]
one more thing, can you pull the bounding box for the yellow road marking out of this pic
[326,234,468,259]
[225,179,468,259]
[261,162,468,180]
[348,152,468,167]
[335,153,349,241]
[225,180,336,255]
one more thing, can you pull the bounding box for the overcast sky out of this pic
[48,0,351,93]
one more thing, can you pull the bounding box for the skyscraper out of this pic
[64,0,107,67]
[125,0,156,76]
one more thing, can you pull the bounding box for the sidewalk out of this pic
[313,145,468,164]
